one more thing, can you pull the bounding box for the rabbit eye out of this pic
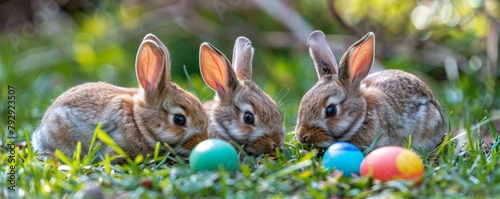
[325,105,337,118]
[243,111,255,125]
[173,114,186,126]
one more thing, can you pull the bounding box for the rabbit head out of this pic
[199,37,285,155]
[133,34,208,157]
[295,31,375,148]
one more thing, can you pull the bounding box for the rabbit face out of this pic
[207,80,285,155]
[295,77,367,148]
[134,85,208,157]
[200,37,286,155]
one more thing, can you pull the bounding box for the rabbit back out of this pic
[356,70,446,150]
[32,82,143,158]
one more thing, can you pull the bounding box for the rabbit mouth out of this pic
[174,134,209,158]
[243,145,278,156]
[217,139,277,157]
[296,126,335,147]
[231,135,281,156]
[212,123,282,156]
[160,141,191,158]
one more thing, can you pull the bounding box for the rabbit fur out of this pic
[295,30,446,151]
[32,34,208,161]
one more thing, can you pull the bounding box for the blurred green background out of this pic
[1,0,499,137]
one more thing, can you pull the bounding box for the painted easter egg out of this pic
[322,142,364,177]
[360,146,424,183]
[189,139,239,172]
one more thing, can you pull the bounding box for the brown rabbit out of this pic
[199,37,285,155]
[295,30,446,151]
[32,34,208,161]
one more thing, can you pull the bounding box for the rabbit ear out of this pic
[232,36,254,80]
[339,32,375,88]
[307,30,338,79]
[200,42,239,101]
[136,34,170,94]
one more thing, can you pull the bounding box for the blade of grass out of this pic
[95,126,126,157]
[55,150,75,168]
[152,153,171,170]
[73,141,82,164]
[364,132,384,154]
[406,134,413,149]
[88,123,101,155]
[154,142,161,161]
[24,128,33,158]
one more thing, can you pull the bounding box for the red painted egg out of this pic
[360,146,424,183]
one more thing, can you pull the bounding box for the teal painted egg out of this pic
[322,142,364,177]
[189,139,239,172]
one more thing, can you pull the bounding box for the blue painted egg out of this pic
[321,142,364,177]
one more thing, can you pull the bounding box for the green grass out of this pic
[2,60,500,198]
[1,109,500,198]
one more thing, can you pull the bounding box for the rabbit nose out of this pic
[297,126,311,144]
[300,133,311,143]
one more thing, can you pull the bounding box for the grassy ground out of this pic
[1,122,500,199]
[1,1,500,198]
[1,78,500,198]
[1,72,500,198]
